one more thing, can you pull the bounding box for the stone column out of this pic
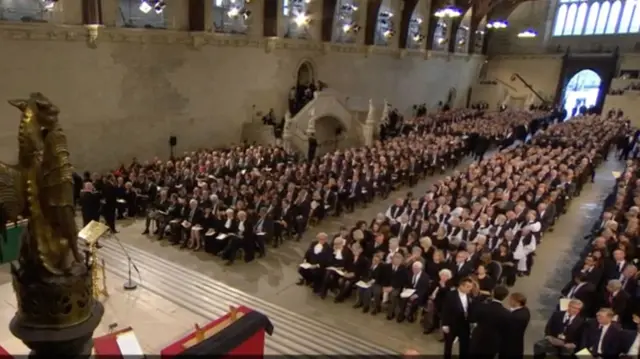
[363,98,376,146]
[62,0,84,25]
[165,0,189,30]
[354,0,366,45]
[247,0,263,37]
[283,111,293,152]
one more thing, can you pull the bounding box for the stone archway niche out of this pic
[296,61,315,86]
[314,115,350,153]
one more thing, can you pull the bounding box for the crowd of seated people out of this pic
[79,114,487,266]
[533,124,640,357]
[296,114,626,344]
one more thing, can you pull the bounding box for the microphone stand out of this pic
[110,230,141,291]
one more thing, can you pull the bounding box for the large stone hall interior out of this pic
[1,0,640,356]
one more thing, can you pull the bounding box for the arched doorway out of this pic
[297,61,314,86]
[561,69,601,118]
[315,116,350,153]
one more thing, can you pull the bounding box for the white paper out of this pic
[116,331,144,358]
[299,262,314,269]
[170,219,180,223]
[256,232,266,236]
[216,234,228,240]
[559,298,570,311]
[324,205,330,209]
[575,348,592,357]
[355,280,372,289]
[181,221,190,228]
[192,225,203,231]
[205,229,216,236]
[117,199,126,204]
[401,288,416,298]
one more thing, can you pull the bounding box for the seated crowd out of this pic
[296,114,625,350]
[533,120,640,357]
[78,113,499,265]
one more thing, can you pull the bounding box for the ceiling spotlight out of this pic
[517,28,537,38]
[154,1,166,14]
[41,0,58,11]
[383,29,395,38]
[412,33,425,42]
[228,7,240,17]
[139,0,152,14]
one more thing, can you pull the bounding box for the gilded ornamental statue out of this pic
[0,93,103,357]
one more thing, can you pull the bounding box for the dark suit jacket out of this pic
[470,300,511,355]
[385,265,409,289]
[406,272,430,304]
[544,311,585,345]
[602,290,629,317]
[561,281,596,314]
[344,254,370,280]
[441,290,472,333]
[501,306,530,356]
[581,321,625,356]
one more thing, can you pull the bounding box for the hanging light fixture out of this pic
[434,1,462,19]
[139,0,166,14]
[517,28,537,38]
[486,20,508,29]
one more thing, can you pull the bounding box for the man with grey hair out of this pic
[605,279,629,322]
[533,299,585,358]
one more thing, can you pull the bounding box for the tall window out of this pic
[551,0,638,36]
[117,0,167,28]
[283,0,311,39]
[605,0,621,33]
[0,0,55,22]
[563,4,578,34]
[594,1,610,34]
[630,2,640,32]
[432,19,448,51]
[455,25,469,53]
[553,4,568,35]
[573,3,588,34]
[374,6,394,46]
[584,2,600,34]
[332,0,358,43]
[407,13,424,49]
[618,0,635,33]
[213,0,249,34]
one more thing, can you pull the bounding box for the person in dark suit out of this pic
[533,299,586,358]
[581,308,626,357]
[394,261,430,323]
[385,252,409,320]
[221,210,252,265]
[101,175,118,233]
[79,182,101,227]
[561,273,596,315]
[335,242,370,302]
[354,253,388,313]
[181,198,204,249]
[602,279,630,321]
[253,206,273,257]
[470,285,511,357]
[441,277,475,359]
[501,292,530,359]
[297,232,332,292]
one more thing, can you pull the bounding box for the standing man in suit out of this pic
[501,292,530,359]
[470,285,511,357]
[533,299,585,358]
[582,308,625,357]
[441,277,475,359]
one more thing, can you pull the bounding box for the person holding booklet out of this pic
[297,233,332,293]
[385,252,410,321]
[353,254,387,314]
[319,237,353,300]
[393,261,430,323]
[334,242,370,303]
[212,209,237,256]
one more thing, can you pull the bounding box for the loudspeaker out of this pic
[169,136,177,147]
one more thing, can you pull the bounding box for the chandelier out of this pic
[486,20,508,29]
[434,5,462,18]
[517,28,537,38]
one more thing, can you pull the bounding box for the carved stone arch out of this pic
[364,0,383,45]
[399,0,419,49]
[295,58,317,86]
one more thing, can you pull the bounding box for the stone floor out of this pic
[0,155,623,354]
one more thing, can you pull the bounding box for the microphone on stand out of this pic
[108,229,142,291]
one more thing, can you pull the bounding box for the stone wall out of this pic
[0,24,483,171]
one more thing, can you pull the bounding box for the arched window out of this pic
[563,4,578,35]
[630,2,640,32]
[605,0,622,33]
[212,0,249,34]
[407,13,424,49]
[284,0,311,39]
[584,2,600,34]
[455,25,469,52]
[375,6,394,46]
[594,1,611,34]
[618,0,635,33]
[117,0,167,28]
[553,4,568,36]
[432,19,448,51]
[573,3,588,35]
[0,0,54,22]
[332,0,358,43]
